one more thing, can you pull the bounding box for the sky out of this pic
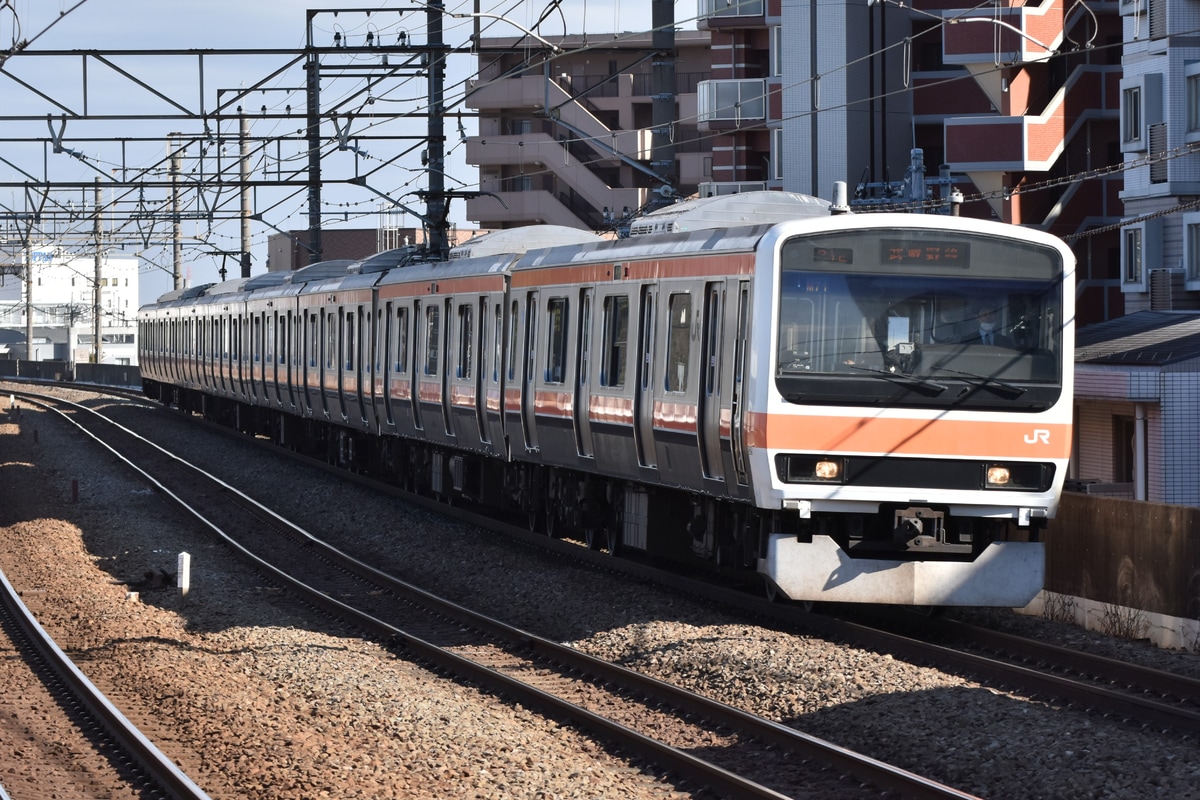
[0,0,686,303]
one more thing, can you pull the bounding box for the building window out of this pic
[698,0,764,19]
[1185,213,1200,287]
[771,128,784,180]
[1121,74,1162,154]
[697,79,767,122]
[1122,86,1142,144]
[771,26,782,77]
[1124,227,1142,284]
[1187,66,1200,138]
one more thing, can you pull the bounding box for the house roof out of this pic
[1075,311,1200,365]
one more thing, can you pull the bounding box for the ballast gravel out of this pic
[0,386,1198,800]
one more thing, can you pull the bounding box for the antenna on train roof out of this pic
[831,181,851,215]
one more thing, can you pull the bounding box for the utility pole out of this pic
[240,112,252,277]
[23,243,32,361]
[425,0,449,260]
[93,179,103,365]
[648,0,677,212]
[169,134,182,290]
[304,50,323,265]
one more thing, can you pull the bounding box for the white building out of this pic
[0,247,139,365]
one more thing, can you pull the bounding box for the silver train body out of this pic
[139,205,1076,607]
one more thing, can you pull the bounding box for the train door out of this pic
[441,297,454,437]
[520,291,539,453]
[274,312,286,408]
[475,297,489,444]
[411,300,424,431]
[234,317,246,402]
[698,283,724,480]
[573,287,594,458]
[301,310,314,416]
[251,313,263,404]
[487,300,506,448]
[381,301,394,428]
[338,308,352,423]
[729,281,751,486]
[357,306,369,425]
[287,311,298,411]
[264,311,276,405]
[217,316,228,395]
[322,309,335,418]
[633,285,656,468]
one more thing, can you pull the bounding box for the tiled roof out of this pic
[1075,311,1200,365]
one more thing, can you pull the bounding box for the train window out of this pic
[396,307,409,373]
[357,308,366,375]
[705,288,721,395]
[545,297,568,384]
[345,312,355,371]
[525,296,538,384]
[640,292,655,391]
[666,293,691,393]
[457,303,473,379]
[424,305,440,376]
[380,304,391,376]
[325,312,336,371]
[578,291,592,387]
[493,303,502,383]
[264,315,274,365]
[506,300,519,381]
[312,311,321,369]
[600,295,629,388]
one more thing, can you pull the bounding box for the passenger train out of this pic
[138,192,1076,607]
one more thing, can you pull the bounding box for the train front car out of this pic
[753,214,1075,607]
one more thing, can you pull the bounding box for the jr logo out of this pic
[1024,429,1051,444]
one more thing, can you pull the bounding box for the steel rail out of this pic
[14,386,982,800]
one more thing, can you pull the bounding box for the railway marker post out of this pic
[177,552,191,598]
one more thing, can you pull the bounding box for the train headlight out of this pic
[775,454,845,483]
[815,460,840,480]
[985,465,1012,487]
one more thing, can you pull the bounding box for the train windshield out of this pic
[775,228,1065,410]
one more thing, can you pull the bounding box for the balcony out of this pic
[942,0,1064,66]
[698,0,764,21]
[944,66,1118,172]
[697,79,766,126]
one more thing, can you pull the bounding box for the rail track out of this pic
[0,540,210,799]
[7,385,986,799]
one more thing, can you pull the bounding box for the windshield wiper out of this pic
[847,365,947,395]
[932,366,1027,398]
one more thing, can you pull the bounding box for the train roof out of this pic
[288,259,358,282]
[242,271,294,292]
[200,277,253,297]
[512,222,776,270]
[153,283,215,303]
[376,252,518,287]
[627,191,831,236]
[449,225,603,259]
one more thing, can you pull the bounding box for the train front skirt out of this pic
[761,534,1044,607]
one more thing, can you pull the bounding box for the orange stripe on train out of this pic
[744,413,1072,460]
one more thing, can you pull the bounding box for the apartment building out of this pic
[701,0,1123,325]
[1118,0,1200,313]
[465,31,712,231]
